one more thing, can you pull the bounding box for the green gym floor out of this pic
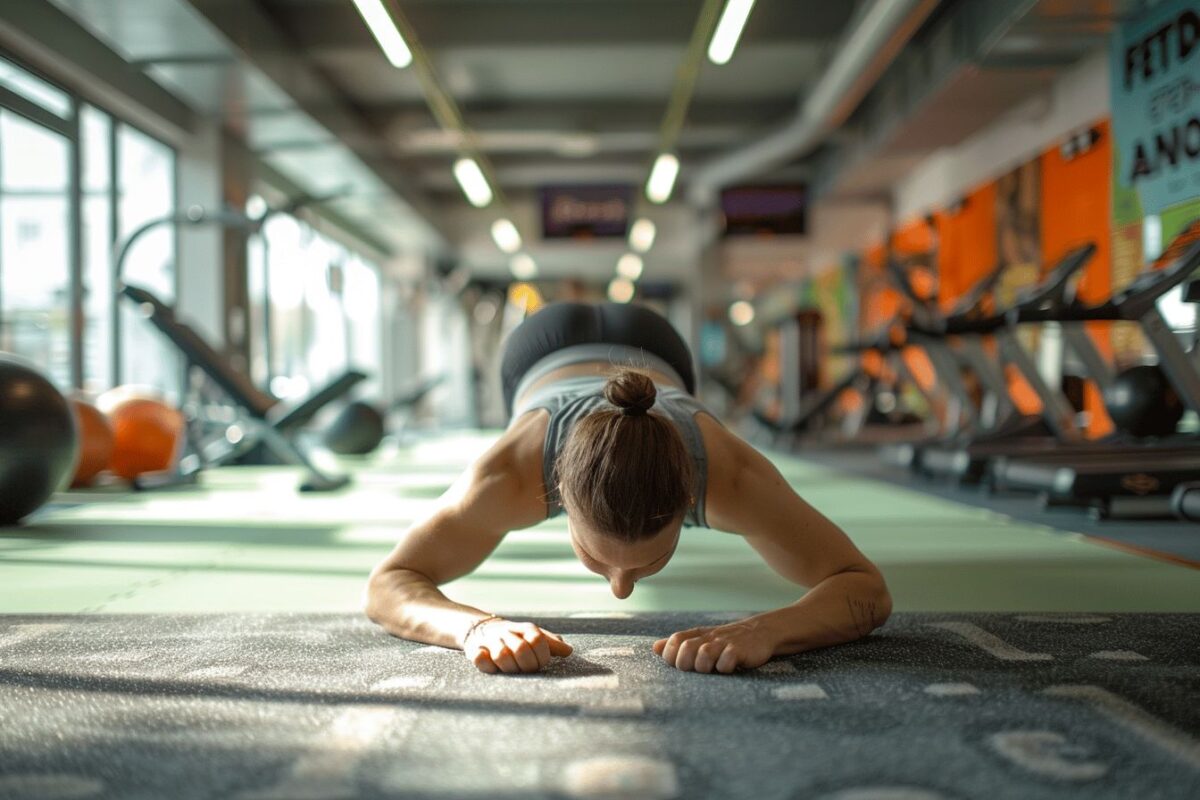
[4,430,1198,616]
[3,431,1199,799]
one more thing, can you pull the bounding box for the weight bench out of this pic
[121,283,364,492]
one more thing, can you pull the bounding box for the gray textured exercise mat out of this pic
[1,613,1198,800]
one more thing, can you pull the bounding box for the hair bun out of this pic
[604,370,656,417]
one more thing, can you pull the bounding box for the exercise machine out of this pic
[989,225,1200,518]
[114,197,365,492]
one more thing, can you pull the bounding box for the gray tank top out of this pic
[516,375,713,528]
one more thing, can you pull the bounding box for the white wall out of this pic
[893,50,1111,222]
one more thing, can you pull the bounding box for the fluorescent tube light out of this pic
[352,0,413,68]
[453,157,493,208]
[646,154,679,204]
[628,218,656,252]
[491,218,522,254]
[510,254,538,280]
[616,253,644,281]
[708,0,756,65]
[608,278,635,304]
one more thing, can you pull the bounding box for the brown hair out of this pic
[557,370,694,542]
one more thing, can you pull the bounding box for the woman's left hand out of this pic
[652,618,776,673]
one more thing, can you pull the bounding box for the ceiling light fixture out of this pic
[453,157,493,208]
[729,300,756,326]
[707,0,756,66]
[628,218,656,252]
[616,253,644,281]
[510,254,538,280]
[645,154,680,204]
[608,278,636,304]
[352,0,413,69]
[490,218,522,254]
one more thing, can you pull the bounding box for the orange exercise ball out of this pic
[70,399,114,488]
[104,394,185,481]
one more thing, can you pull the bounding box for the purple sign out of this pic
[541,185,632,239]
[721,185,808,236]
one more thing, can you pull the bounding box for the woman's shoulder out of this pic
[491,409,552,487]
[457,410,550,529]
[693,413,762,509]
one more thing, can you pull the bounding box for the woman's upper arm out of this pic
[372,418,548,586]
[703,423,879,587]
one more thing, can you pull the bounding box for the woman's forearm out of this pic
[755,569,892,657]
[364,568,494,650]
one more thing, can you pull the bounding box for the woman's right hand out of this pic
[464,618,573,674]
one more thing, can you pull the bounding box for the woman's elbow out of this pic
[868,570,893,629]
[362,566,398,622]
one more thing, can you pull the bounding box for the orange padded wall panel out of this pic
[1040,119,1114,436]
[938,183,998,310]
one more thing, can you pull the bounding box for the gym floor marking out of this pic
[579,695,647,716]
[558,674,620,690]
[408,645,457,656]
[1043,685,1200,768]
[1088,650,1149,661]
[235,706,408,800]
[561,755,679,799]
[1015,614,1112,624]
[0,774,105,799]
[772,683,828,701]
[584,646,637,658]
[86,650,153,664]
[819,788,950,800]
[927,621,1053,661]
[987,730,1109,781]
[371,675,437,691]
[923,683,980,696]
[183,664,250,679]
[0,623,64,650]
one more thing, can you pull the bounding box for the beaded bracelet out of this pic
[461,614,503,648]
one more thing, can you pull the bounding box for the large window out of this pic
[80,105,111,392]
[343,253,381,393]
[115,123,176,394]
[0,109,71,386]
[249,209,382,400]
[0,53,177,397]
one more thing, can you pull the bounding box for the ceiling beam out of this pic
[184,0,448,241]
[259,0,857,49]
[361,98,800,132]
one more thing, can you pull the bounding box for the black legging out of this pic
[500,302,697,416]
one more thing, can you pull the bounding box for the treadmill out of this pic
[754,321,940,444]
[989,226,1200,519]
[877,258,1022,469]
[890,245,1098,478]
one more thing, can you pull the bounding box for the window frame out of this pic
[0,47,178,393]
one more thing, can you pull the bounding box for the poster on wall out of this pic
[1110,1,1200,231]
[1109,0,1200,360]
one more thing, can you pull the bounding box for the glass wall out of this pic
[115,123,177,394]
[343,254,381,394]
[0,53,178,397]
[0,53,385,407]
[0,109,72,386]
[252,211,382,401]
[80,105,111,393]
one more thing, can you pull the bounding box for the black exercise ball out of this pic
[324,401,385,455]
[1103,364,1184,438]
[0,354,79,525]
